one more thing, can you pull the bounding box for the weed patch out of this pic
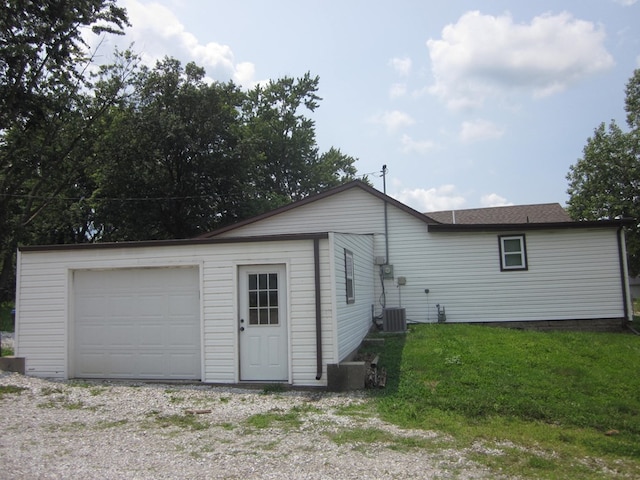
[93,419,128,430]
[245,407,303,430]
[0,384,26,399]
[328,426,438,453]
[262,384,286,394]
[40,386,66,396]
[38,398,85,410]
[333,402,373,418]
[152,413,209,431]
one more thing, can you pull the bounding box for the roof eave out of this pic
[18,232,331,253]
[427,218,635,232]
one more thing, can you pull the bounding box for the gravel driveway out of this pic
[0,372,495,479]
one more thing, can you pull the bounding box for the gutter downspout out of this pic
[617,226,631,323]
[314,238,323,380]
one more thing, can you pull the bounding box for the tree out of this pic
[91,65,361,240]
[240,73,358,211]
[0,0,130,300]
[91,57,247,240]
[566,69,640,276]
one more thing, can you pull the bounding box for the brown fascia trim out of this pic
[198,180,441,239]
[18,232,330,252]
[427,218,635,233]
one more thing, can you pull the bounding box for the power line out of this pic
[0,193,216,202]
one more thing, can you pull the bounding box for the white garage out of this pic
[72,267,201,380]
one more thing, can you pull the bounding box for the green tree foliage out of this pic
[91,57,247,240]
[0,0,130,300]
[567,69,640,276]
[241,73,358,210]
[0,4,360,301]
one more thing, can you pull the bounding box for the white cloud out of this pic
[389,83,407,98]
[109,0,256,87]
[233,62,256,86]
[389,57,412,76]
[613,0,637,5]
[427,11,615,110]
[369,110,415,132]
[399,134,436,155]
[393,184,466,212]
[459,119,505,143]
[480,193,513,207]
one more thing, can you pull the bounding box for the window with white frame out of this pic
[344,249,355,303]
[498,235,527,271]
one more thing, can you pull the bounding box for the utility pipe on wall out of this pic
[382,164,389,263]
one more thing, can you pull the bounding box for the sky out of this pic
[96,0,640,212]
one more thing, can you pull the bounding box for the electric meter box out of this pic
[382,264,394,279]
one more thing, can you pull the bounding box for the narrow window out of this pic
[344,249,355,303]
[499,235,527,271]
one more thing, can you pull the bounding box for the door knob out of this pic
[240,326,245,332]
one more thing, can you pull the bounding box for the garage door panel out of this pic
[169,354,200,376]
[76,295,107,315]
[73,267,200,380]
[138,325,164,346]
[169,324,200,345]
[77,353,106,376]
[76,325,105,347]
[169,293,198,314]
[138,353,165,376]
[105,324,137,346]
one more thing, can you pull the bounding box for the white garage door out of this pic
[73,267,201,380]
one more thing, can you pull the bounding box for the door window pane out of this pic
[247,271,280,326]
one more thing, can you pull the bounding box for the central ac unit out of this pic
[383,307,406,332]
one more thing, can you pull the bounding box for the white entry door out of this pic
[239,265,288,381]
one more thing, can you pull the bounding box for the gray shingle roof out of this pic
[426,203,571,225]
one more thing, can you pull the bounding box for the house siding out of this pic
[215,187,387,237]
[383,227,626,323]
[16,240,335,386]
[332,233,375,361]
[209,187,627,325]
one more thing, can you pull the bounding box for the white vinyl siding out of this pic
[211,186,626,325]
[332,233,375,361]
[215,187,387,237]
[401,228,625,323]
[16,239,335,386]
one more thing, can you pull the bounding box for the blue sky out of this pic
[99,0,640,212]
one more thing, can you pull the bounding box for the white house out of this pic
[14,181,633,386]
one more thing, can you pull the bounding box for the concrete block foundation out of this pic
[327,362,366,391]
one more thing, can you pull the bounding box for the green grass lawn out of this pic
[370,324,640,479]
